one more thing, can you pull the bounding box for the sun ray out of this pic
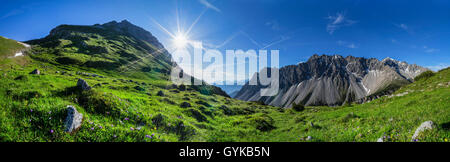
[185,8,208,36]
[150,17,176,39]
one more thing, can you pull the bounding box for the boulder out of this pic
[64,105,83,133]
[77,78,91,91]
[30,69,40,75]
[411,121,435,141]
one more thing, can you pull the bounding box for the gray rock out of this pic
[77,78,91,91]
[30,69,40,75]
[377,137,384,142]
[235,55,428,107]
[411,121,435,141]
[64,105,83,133]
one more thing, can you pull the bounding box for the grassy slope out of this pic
[0,47,281,142]
[0,34,448,142]
[0,36,25,58]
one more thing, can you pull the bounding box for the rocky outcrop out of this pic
[77,78,91,91]
[411,121,435,141]
[64,105,83,133]
[235,54,429,107]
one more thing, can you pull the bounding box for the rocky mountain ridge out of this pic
[235,54,429,107]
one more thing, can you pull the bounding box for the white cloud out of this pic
[337,40,358,49]
[426,63,449,71]
[326,12,356,34]
[394,23,413,33]
[198,0,221,13]
[423,46,440,53]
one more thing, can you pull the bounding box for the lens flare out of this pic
[173,33,188,48]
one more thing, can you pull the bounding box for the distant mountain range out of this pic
[235,54,429,107]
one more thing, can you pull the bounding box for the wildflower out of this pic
[98,126,103,129]
[29,119,32,122]
[124,117,129,121]
[91,127,95,131]
[113,135,117,138]
[130,127,134,131]
[145,135,151,138]
[106,111,110,115]
[48,111,52,114]
[30,109,33,112]
[445,138,448,142]
[50,130,54,133]
[49,117,52,120]
[111,124,114,127]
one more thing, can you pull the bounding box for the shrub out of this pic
[250,114,275,131]
[292,102,305,112]
[186,108,207,122]
[56,56,83,65]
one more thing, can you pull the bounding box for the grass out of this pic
[1,62,447,142]
[0,36,26,58]
[0,23,448,142]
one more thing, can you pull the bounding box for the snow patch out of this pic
[14,52,23,57]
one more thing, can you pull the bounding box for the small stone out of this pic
[30,69,40,75]
[377,137,383,142]
[64,105,83,133]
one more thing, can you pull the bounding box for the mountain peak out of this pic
[235,54,429,107]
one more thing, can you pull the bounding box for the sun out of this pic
[173,33,188,49]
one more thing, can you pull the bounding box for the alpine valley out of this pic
[0,20,449,142]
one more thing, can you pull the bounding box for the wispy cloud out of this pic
[326,12,356,34]
[198,0,221,13]
[265,20,280,31]
[394,23,413,34]
[426,63,449,71]
[1,9,24,19]
[423,46,440,53]
[337,40,358,49]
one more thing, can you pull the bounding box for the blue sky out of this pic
[1,0,449,73]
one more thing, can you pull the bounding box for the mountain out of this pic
[26,20,173,73]
[24,20,228,97]
[235,54,429,108]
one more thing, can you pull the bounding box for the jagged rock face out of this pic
[235,54,429,108]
